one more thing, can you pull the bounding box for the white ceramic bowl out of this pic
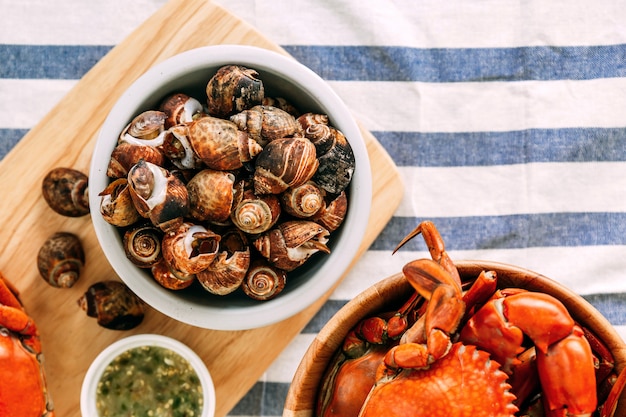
[81,334,215,417]
[89,45,372,330]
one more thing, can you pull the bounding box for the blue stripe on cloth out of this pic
[0,45,112,79]
[372,213,626,251]
[0,129,28,160]
[373,127,626,167]
[230,381,289,416]
[3,44,626,82]
[282,44,626,82]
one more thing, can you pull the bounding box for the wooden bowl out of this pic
[283,260,626,417]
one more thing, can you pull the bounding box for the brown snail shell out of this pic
[303,122,335,156]
[297,112,329,130]
[99,178,141,227]
[312,126,355,194]
[120,110,167,143]
[206,65,264,117]
[281,181,324,218]
[151,258,195,290]
[230,187,281,234]
[161,124,203,170]
[37,232,84,288]
[161,222,221,276]
[188,116,263,171]
[77,280,144,330]
[127,159,189,232]
[197,229,250,295]
[262,97,300,117]
[230,105,303,147]
[187,169,236,223]
[253,137,319,195]
[241,258,287,301]
[123,223,163,268]
[106,142,166,179]
[159,93,204,128]
[42,167,90,217]
[253,220,331,271]
[311,191,348,232]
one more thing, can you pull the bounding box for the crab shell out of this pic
[230,104,303,147]
[161,222,221,276]
[253,220,330,271]
[358,343,518,417]
[188,116,263,171]
[186,169,236,224]
[127,159,189,232]
[253,136,319,195]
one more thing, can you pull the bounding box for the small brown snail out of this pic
[37,232,84,288]
[41,167,89,217]
[77,281,145,330]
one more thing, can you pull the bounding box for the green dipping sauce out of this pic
[96,345,204,417]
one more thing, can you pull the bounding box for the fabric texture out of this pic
[2,0,625,415]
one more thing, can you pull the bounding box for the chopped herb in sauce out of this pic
[96,345,203,417]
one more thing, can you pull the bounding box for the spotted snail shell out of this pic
[186,169,236,224]
[281,181,324,218]
[99,178,141,227]
[188,116,263,171]
[206,65,264,117]
[127,159,189,232]
[120,110,168,143]
[37,232,84,288]
[241,258,287,301]
[123,223,163,268]
[262,96,300,117]
[230,187,281,234]
[253,220,330,271]
[230,105,303,147]
[311,191,348,232]
[77,281,145,330]
[151,258,195,290]
[197,229,251,295]
[159,93,204,128]
[42,167,90,217]
[106,142,166,179]
[253,136,319,195]
[161,222,221,276]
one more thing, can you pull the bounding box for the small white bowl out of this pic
[89,45,372,330]
[81,334,215,417]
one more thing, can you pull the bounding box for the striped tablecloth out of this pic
[2,1,626,415]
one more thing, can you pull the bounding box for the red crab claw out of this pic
[384,258,465,369]
[600,367,626,417]
[460,290,597,416]
[0,275,40,353]
[393,220,460,287]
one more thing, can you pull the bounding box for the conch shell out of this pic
[188,116,262,171]
[311,126,355,194]
[206,65,264,117]
[151,258,195,290]
[253,220,330,271]
[161,222,221,276]
[119,110,167,144]
[106,141,166,179]
[77,281,144,330]
[281,181,324,218]
[161,124,203,170]
[186,169,236,224]
[253,137,318,195]
[197,229,250,295]
[311,191,348,232]
[127,160,189,232]
[123,223,163,269]
[99,178,141,227]
[230,105,302,147]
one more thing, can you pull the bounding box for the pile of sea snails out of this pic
[97,64,356,301]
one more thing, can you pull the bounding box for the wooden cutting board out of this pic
[0,0,403,416]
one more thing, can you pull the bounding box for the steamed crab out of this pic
[0,272,54,416]
[317,221,626,417]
